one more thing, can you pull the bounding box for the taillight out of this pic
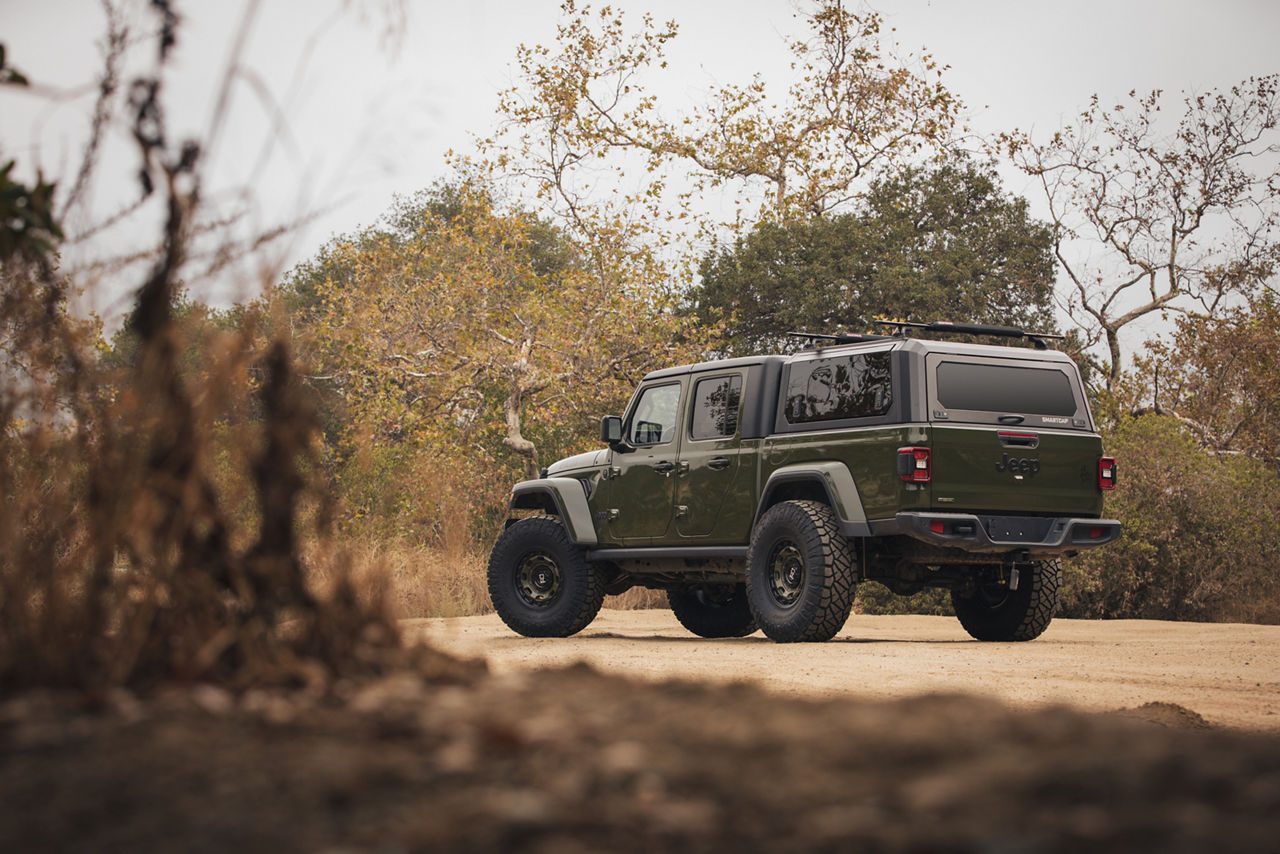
[898,447,932,483]
[1098,456,1117,491]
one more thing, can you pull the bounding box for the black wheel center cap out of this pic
[533,570,552,590]
[784,560,803,587]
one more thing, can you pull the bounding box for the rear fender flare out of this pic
[509,478,598,545]
[757,462,870,537]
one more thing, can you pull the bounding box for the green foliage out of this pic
[0,48,62,267]
[691,156,1057,353]
[1,160,63,267]
[1061,415,1280,623]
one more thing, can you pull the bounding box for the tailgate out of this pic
[928,425,1104,517]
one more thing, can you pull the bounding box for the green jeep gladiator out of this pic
[487,321,1120,643]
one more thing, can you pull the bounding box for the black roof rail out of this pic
[873,320,1065,351]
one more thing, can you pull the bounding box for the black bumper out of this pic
[894,512,1121,557]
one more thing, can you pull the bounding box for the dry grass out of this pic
[329,540,667,620]
[609,586,667,610]
[327,542,492,620]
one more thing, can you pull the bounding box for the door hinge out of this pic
[604,467,621,480]
[674,505,688,518]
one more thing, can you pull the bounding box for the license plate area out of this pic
[984,516,1054,543]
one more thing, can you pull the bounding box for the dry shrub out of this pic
[0,3,458,696]
[0,274,406,693]
[1062,414,1280,623]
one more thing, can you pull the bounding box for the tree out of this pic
[1130,294,1280,469]
[282,181,699,487]
[486,0,958,266]
[691,156,1057,353]
[1005,76,1280,386]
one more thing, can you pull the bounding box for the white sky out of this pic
[3,0,1278,327]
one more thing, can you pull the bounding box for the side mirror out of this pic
[599,415,623,446]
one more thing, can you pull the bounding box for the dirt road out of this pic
[409,610,1280,731]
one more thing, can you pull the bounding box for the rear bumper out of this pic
[894,511,1121,557]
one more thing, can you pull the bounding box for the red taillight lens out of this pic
[1098,456,1117,491]
[929,520,946,535]
[898,447,932,483]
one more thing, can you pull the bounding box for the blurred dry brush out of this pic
[0,3,408,695]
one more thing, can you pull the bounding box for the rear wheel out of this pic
[951,559,1060,641]
[488,516,605,638]
[668,583,757,638]
[745,500,856,643]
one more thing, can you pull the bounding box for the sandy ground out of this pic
[409,609,1280,731]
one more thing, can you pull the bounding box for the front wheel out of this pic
[668,583,757,638]
[951,559,1060,642]
[745,500,856,643]
[488,516,605,637]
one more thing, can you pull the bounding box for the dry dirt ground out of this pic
[3,611,1280,852]
[410,611,1280,732]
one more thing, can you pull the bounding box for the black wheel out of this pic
[488,516,605,638]
[745,500,856,642]
[667,583,758,638]
[951,559,1060,641]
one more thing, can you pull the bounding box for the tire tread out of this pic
[487,516,604,638]
[746,500,856,643]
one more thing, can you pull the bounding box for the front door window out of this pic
[629,383,681,446]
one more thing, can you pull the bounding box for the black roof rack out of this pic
[873,320,1065,351]
[785,331,893,350]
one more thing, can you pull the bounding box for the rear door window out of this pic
[690,375,743,440]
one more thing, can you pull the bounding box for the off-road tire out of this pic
[488,516,605,638]
[667,583,758,639]
[745,500,856,643]
[951,559,1060,642]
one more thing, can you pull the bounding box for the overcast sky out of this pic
[3,0,1278,323]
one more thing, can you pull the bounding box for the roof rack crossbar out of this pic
[872,320,1065,350]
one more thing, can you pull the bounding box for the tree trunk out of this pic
[1105,325,1123,389]
[502,388,540,481]
[501,337,540,480]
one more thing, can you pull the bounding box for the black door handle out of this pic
[707,457,731,470]
[652,461,675,475]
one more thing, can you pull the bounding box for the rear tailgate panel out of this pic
[928,424,1104,517]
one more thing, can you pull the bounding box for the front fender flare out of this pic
[509,478,598,545]
[758,462,870,537]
